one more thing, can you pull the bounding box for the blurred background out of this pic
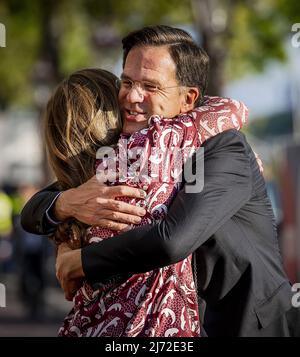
[0,0,300,336]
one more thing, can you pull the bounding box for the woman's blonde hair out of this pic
[44,68,122,248]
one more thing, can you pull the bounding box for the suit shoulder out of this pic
[203,129,249,152]
[42,181,61,192]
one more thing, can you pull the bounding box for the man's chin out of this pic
[123,119,148,134]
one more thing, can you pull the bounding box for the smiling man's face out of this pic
[119,45,188,134]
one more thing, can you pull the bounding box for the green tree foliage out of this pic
[0,0,298,108]
[0,0,42,108]
[226,0,288,79]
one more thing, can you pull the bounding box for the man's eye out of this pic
[144,84,158,92]
[122,80,132,88]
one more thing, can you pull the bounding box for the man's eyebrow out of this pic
[120,73,161,86]
[120,73,131,80]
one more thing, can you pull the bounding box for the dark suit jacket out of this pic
[21,129,297,336]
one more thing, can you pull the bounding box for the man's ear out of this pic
[181,87,200,112]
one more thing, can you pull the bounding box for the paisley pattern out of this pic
[58,96,248,337]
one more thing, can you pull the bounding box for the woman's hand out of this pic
[53,175,146,230]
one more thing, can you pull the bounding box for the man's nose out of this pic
[126,86,144,103]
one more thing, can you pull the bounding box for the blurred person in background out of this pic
[0,187,13,273]
[13,185,48,321]
[264,165,284,237]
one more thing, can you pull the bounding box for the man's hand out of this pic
[54,175,146,230]
[56,243,85,301]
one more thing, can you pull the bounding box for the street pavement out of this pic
[0,273,73,337]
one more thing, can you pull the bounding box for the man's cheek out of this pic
[118,93,125,106]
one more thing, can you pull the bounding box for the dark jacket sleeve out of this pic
[20,182,61,235]
[82,129,253,283]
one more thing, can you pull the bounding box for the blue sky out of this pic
[225,42,300,119]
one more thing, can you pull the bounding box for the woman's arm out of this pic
[194,96,248,144]
[81,129,253,283]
